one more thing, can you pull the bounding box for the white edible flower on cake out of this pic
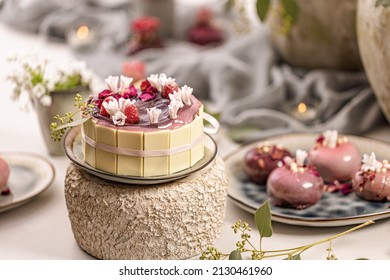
[323,130,338,148]
[180,85,193,106]
[105,76,119,93]
[147,107,162,124]
[361,152,383,172]
[147,73,175,91]
[296,149,308,166]
[118,75,133,93]
[105,75,133,94]
[169,91,184,108]
[119,98,135,112]
[102,97,119,116]
[168,100,181,119]
[111,111,126,126]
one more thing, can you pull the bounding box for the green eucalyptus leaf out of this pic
[356,258,369,260]
[376,0,390,7]
[256,0,271,22]
[254,200,273,238]
[280,0,299,25]
[229,250,243,260]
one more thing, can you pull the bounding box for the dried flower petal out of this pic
[139,91,156,101]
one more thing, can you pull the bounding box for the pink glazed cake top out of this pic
[88,74,202,132]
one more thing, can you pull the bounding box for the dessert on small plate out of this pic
[308,130,361,182]
[352,152,390,202]
[243,143,292,185]
[267,150,324,209]
[0,155,10,196]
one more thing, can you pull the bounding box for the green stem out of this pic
[255,220,375,259]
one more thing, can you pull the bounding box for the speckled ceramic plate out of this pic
[0,153,54,213]
[226,133,390,227]
[64,126,218,185]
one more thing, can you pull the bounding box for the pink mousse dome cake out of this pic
[352,152,390,202]
[0,155,10,195]
[267,150,324,209]
[308,130,361,183]
[243,143,292,185]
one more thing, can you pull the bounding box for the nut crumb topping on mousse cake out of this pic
[352,152,390,202]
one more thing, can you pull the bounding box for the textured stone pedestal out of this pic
[64,157,228,260]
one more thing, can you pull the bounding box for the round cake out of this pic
[243,143,292,185]
[267,150,324,209]
[352,152,390,202]
[81,74,205,177]
[308,130,361,182]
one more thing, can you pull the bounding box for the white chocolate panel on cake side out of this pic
[117,130,144,176]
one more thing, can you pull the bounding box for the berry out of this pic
[162,82,179,99]
[100,96,115,117]
[124,104,140,124]
[100,105,110,117]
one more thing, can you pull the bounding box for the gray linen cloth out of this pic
[1,0,386,143]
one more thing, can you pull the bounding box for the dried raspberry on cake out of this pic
[162,82,179,99]
[124,104,140,124]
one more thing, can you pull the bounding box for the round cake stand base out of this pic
[64,157,228,260]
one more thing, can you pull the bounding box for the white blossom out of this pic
[147,73,175,91]
[179,85,193,106]
[147,107,162,124]
[111,111,126,126]
[104,75,133,94]
[118,98,135,112]
[295,149,308,166]
[7,50,94,110]
[118,75,133,93]
[169,91,183,108]
[147,74,161,91]
[323,130,338,148]
[105,75,119,92]
[40,95,52,107]
[102,98,119,116]
[160,76,176,87]
[168,100,181,119]
[32,84,46,99]
[361,152,382,172]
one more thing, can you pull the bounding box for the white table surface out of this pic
[1,22,390,261]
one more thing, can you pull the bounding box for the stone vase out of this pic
[33,86,90,156]
[357,0,390,123]
[265,0,361,70]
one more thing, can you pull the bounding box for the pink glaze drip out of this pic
[308,142,361,182]
[267,166,324,209]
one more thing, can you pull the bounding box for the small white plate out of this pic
[64,126,218,185]
[0,153,55,213]
[226,133,390,227]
